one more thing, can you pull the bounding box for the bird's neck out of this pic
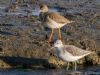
[57,45,65,54]
[57,45,64,50]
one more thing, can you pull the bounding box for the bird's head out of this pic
[50,40,63,56]
[39,4,48,13]
[52,40,63,48]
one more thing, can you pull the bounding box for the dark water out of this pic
[0,66,100,75]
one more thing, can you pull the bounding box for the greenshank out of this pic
[51,40,92,70]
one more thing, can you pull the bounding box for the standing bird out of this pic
[51,40,92,70]
[39,4,74,43]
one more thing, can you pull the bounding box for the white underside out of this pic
[59,51,91,62]
[47,19,66,28]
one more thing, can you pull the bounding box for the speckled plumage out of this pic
[39,12,71,24]
[63,45,91,56]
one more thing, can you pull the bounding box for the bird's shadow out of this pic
[0,56,56,69]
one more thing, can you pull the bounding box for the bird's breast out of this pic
[58,52,80,62]
[47,18,66,28]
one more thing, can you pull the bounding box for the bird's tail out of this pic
[83,51,92,57]
[70,20,75,23]
[67,20,75,24]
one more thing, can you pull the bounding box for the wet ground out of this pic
[0,66,100,75]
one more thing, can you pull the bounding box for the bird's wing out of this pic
[47,12,72,24]
[64,45,91,56]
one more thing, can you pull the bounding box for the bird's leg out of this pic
[66,62,69,71]
[58,28,62,40]
[74,62,77,71]
[48,28,54,43]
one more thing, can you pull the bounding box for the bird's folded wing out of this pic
[48,12,71,24]
[64,45,91,56]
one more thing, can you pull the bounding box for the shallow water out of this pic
[0,66,100,75]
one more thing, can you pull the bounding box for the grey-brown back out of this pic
[63,45,91,56]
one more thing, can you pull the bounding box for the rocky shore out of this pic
[0,0,100,68]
